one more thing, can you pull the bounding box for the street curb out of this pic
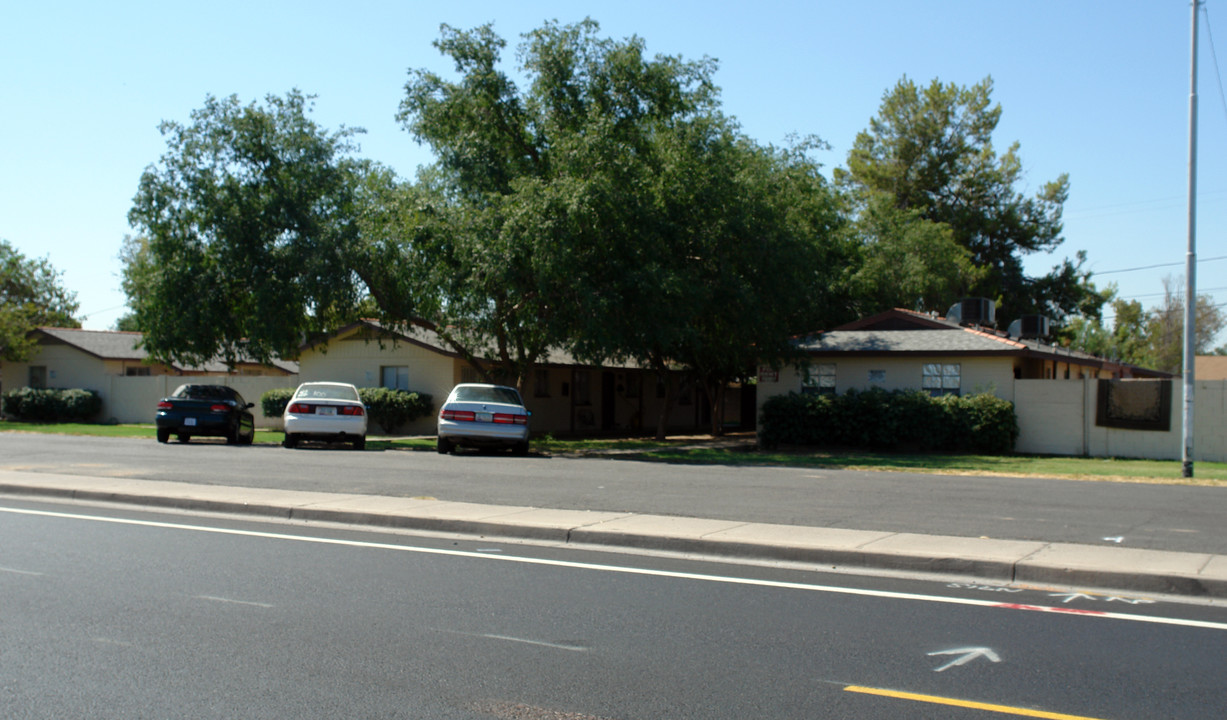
[4,477,1227,599]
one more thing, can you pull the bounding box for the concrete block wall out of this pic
[101,375,298,429]
[1014,379,1227,462]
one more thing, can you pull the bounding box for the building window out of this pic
[534,368,550,398]
[678,378,693,406]
[868,369,886,384]
[381,366,409,391]
[802,363,836,396]
[624,372,642,399]
[125,367,151,377]
[923,363,961,397]
[573,370,591,406]
[29,366,47,388]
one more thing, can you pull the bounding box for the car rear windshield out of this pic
[172,385,238,401]
[295,385,360,402]
[453,386,523,405]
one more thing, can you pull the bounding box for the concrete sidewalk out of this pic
[3,469,1227,599]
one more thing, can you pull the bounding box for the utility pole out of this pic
[1183,0,1200,478]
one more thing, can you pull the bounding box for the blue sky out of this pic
[3,1,1224,339]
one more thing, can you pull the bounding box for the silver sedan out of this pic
[436,383,530,455]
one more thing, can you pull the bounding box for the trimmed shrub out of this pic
[260,388,296,418]
[758,388,1018,454]
[359,387,433,434]
[1,387,101,422]
[58,389,103,422]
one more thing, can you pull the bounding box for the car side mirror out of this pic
[246,402,255,409]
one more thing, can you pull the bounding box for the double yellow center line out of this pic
[845,686,1108,719]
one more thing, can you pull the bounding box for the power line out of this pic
[1094,254,1227,275]
[1203,4,1227,128]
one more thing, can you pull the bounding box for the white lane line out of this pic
[0,566,43,576]
[441,629,588,652]
[197,595,275,608]
[92,637,134,647]
[4,504,1227,632]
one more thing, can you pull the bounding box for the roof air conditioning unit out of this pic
[1008,315,1051,340]
[946,298,996,328]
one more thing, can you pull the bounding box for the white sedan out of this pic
[283,382,367,450]
[436,383,530,455]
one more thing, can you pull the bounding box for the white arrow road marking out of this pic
[928,647,1001,672]
[1049,592,1098,604]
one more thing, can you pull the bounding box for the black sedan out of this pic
[155,384,255,445]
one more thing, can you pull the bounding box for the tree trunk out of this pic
[654,371,675,441]
[706,381,726,436]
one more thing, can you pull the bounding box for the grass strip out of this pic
[3,421,1224,485]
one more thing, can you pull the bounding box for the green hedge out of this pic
[261,386,434,434]
[758,387,1019,454]
[260,388,295,418]
[1,387,103,423]
[359,387,433,434]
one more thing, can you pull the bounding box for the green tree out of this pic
[1062,281,1224,373]
[0,239,81,361]
[126,91,371,367]
[391,21,850,435]
[1140,278,1226,373]
[845,191,985,314]
[838,76,1100,324]
[385,20,726,396]
[648,128,849,434]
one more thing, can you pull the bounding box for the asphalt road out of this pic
[4,498,1226,719]
[4,433,1227,554]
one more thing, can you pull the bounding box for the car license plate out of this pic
[318,406,336,416]
[185,418,197,426]
[477,412,493,423]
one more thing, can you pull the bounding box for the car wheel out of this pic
[512,441,529,456]
[240,428,254,446]
[177,434,191,443]
[226,426,239,445]
[283,433,298,449]
[156,428,170,444]
[436,437,453,455]
[353,435,365,451]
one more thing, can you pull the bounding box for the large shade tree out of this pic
[384,20,726,395]
[126,91,371,367]
[838,76,1103,325]
[0,239,81,361]
[388,20,850,433]
[124,21,852,438]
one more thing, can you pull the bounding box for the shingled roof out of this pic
[794,309,1169,378]
[31,327,298,374]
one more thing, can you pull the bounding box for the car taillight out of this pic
[442,410,476,422]
[493,413,527,425]
[340,406,365,416]
[288,403,312,414]
[157,401,172,410]
[210,404,229,413]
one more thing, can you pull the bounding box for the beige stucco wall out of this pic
[4,346,187,424]
[755,355,1019,422]
[296,335,457,435]
[758,370,1227,462]
[1013,380,1092,456]
[1014,379,1227,462]
[102,376,299,428]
